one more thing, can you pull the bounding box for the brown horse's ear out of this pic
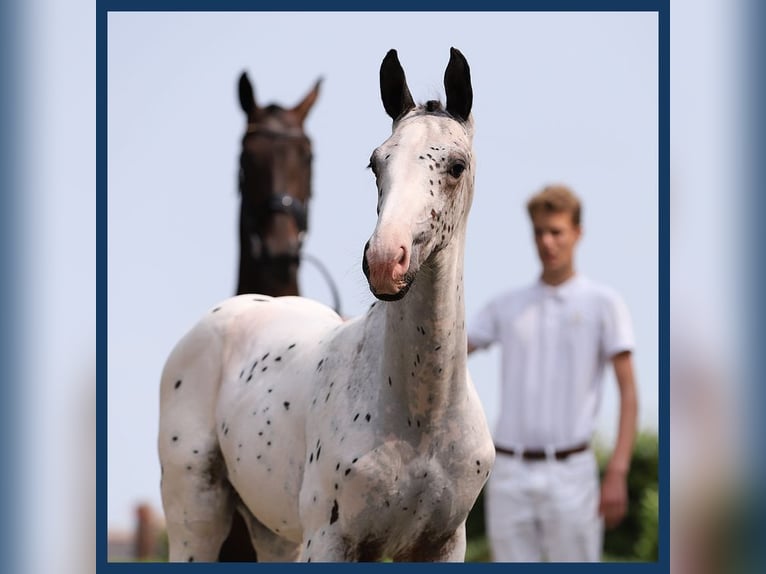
[380,49,415,121]
[444,47,473,122]
[293,77,323,124]
[239,72,257,114]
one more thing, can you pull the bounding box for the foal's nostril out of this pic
[396,247,407,266]
[393,246,410,275]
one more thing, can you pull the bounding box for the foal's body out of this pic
[162,288,490,560]
[219,72,321,561]
[159,48,493,562]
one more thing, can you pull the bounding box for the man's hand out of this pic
[599,468,628,529]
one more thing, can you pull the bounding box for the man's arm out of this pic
[599,350,638,528]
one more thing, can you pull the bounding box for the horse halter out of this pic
[239,123,311,264]
[239,122,343,316]
[238,190,309,268]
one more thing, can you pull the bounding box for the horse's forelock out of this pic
[398,100,472,124]
[424,100,443,113]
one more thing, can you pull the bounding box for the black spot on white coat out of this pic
[330,500,339,524]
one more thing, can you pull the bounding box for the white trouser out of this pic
[485,449,603,562]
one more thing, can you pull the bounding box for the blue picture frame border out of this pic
[96,1,669,572]
[1,1,23,573]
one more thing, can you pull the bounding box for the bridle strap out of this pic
[238,122,344,314]
[301,253,343,317]
[266,193,309,232]
[239,123,310,232]
[245,124,308,140]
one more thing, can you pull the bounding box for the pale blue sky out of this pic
[107,11,658,531]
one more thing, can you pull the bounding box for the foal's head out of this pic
[237,73,321,291]
[363,48,475,301]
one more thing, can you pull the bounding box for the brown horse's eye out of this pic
[448,161,466,178]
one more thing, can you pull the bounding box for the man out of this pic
[468,184,638,562]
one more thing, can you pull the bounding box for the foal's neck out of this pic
[382,237,467,421]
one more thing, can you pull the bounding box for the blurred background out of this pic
[2,1,763,572]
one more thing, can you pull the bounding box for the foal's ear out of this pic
[380,49,415,121]
[293,77,323,124]
[444,47,473,122]
[238,72,257,114]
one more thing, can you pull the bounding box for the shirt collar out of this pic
[537,274,582,301]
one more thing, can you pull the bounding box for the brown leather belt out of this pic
[494,442,589,461]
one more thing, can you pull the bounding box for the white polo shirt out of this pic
[468,274,634,450]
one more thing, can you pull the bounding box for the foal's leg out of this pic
[160,442,235,562]
[297,530,350,562]
[393,522,467,562]
[239,506,301,562]
[159,321,234,562]
[439,522,468,562]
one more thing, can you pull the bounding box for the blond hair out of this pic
[526,184,582,226]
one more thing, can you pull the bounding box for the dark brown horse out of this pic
[218,71,321,562]
[235,71,321,297]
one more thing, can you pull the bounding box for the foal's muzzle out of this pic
[362,240,413,301]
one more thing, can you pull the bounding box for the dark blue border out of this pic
[103,0,662,10]
[657,4,669,569]
[1,1,21,573]
[98,0,108,570]
[98,2,669,572]
[745,0,766,570]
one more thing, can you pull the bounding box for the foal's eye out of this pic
[448,162,466,178]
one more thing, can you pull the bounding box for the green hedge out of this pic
[598,431,658,561]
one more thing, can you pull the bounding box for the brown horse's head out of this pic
[236,73,321,296]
